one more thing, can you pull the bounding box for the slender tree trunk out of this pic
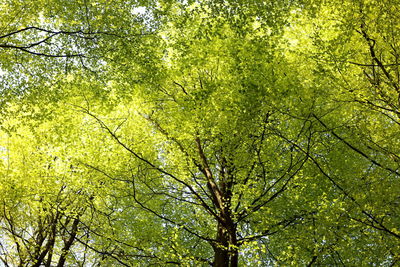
[57,217,79,267]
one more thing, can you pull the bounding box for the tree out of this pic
[278,0,400,264]
[0,0,399,266]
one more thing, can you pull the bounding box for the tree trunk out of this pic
[214,222,229,267]
[213,220,238,267]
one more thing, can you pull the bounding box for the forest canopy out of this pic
[0,0,399,266]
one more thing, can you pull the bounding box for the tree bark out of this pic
[213,220,238,267]
[196,138,239,266]
[57,217,79,267]
[214,222,229,267]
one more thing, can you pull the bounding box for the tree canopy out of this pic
[0,0,399,266]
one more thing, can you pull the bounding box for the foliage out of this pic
[0,0,399,266]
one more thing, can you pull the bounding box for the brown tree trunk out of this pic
[195,138,238,266]
[229,229,238,267]
[214,222,230,267]
[57,217,79,267]
[213,219,238,267]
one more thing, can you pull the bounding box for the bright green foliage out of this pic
[0,0,399,266]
